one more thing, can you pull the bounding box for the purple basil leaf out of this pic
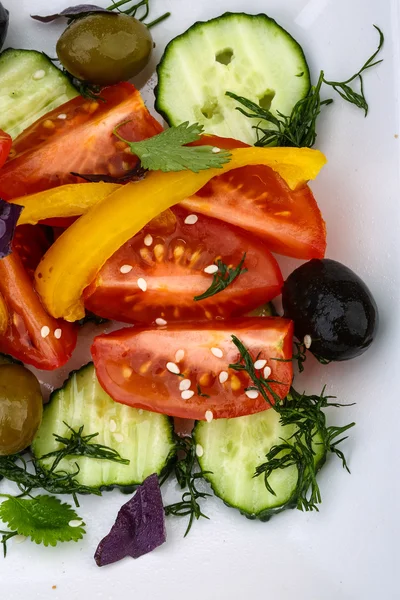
[31,5,108,23]
[94,474,166,567]
[0,199,23,259]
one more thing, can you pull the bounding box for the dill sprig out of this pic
[164,436,211,536]
[107,0,170,29]
[194,253,248,301]
[0,530,18,558]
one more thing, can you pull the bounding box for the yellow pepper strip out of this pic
[0,292,8,336]
[35,147,326,322]
[9,183,120,226]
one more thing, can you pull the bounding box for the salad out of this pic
[0,0,381,566]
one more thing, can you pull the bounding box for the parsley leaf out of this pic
[113,122,232,173]
[0,495,85,547]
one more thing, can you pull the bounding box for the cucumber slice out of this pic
[156,12,310,145]
[194,409,325,520]
[0,49,78,139]
[32,364,176,490]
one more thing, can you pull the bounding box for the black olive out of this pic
[282,258,378,361]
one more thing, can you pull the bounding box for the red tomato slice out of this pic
[0,83,163,199]
[0,129,12,169]
[92,317,293,420]
[84,206,283,324]
[13,225,52,279]
[182,136,326,260]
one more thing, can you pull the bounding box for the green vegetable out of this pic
[114,121,231,173]
[155,12,310,145]
[0,50,78,139]
[194,253,247,301]
[32,364,176,490]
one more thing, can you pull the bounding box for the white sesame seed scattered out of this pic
[40,326,50,338]
[211,347,223,358]
[304,334,312,349]
[254,359,267,370]
[195,444,204,457]
[68,520,83,528]
[167,362,180,375]
[144,234,153,247]
[205,410,214,422]
[181,390,195,400]
[54,328,62,339]
[175,349,185,363]
[13,535,27,544]
[212,147,221,153]
[57,113,67,120]
[184,214,198,225]
[263,366,272,379]
[219,371,229,384]
[114,433,124,443]
[245,390,259,399]
[156,318,167,326]
[32,69,46,80]
[109,419,117,433]
[179,379,191,391]
[204,264,219,274]
[120,264,133,274]
[138,409,143,415]
[137,277,147,292]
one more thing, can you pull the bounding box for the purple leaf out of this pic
[0,199,23,259]
[94,474,166,567]
[31,5,108,23]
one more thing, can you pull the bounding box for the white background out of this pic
[1,0,400,598]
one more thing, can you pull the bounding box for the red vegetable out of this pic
[0,130,11,169]
[84,206,283,324]
[91,317,293,420]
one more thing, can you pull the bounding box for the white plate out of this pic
[2,0,400,598]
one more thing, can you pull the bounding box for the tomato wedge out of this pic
[183,136,326,259]
[0,83,162,199]
[0,129,12,169]
[13,225,52,279]
[84,206,283,324]
[92,318,293,420]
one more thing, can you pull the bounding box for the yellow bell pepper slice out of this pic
[35,147,326,322]
[0,292,8,336]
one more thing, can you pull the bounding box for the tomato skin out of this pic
[0,83,162,199]
[84,206,283,324]
[0,130,12,169]
[92,317,293,420]
[13,225,53,279]
[184,136,326,260]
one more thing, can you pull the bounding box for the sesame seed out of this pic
[114,433,124,443]
[144,234,153,247]
[167,362,180,375]
[212,147,221,153]
[57,113,67,120]
[13,535,27,544]
[175,349,185,363]
[32,69,46,80]
[205,410,214,422]
[137,277,147,291]
[245,390,259,399]
[304,334,312,349]
[156,318,167,326]
[263,366,272,379]
[54,328,62,339]
[181,390,195,400]
[120,264,133,274]
[179,379,191,391]
[40,326,50,338]
[254,359,267,370]
[195,444,204,457]
[211,347,223,358]
[68,520,83,528]
[204,264,219,274]
[219,371,229,384]
[109,419,117,433]
[184,214,198,225]
[138,409,143,415]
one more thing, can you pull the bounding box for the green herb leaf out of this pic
[194,253,248,301]
[0,530,18,558]
[0,495,85,547]
[107,0,170,29]
[114,122,232,173]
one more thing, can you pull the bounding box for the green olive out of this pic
[56,13,153,86]
[0,365,43,456]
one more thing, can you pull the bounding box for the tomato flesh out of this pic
[84,206,283,324]
[13,225,52,280]
[0,129,12,169]
[183,136,326,260]
[0,83,162,199]
[92,317,293,420]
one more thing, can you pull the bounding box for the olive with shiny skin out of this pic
[0,364,43,456]
[282,259,378,361]
[56,13,153,86]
